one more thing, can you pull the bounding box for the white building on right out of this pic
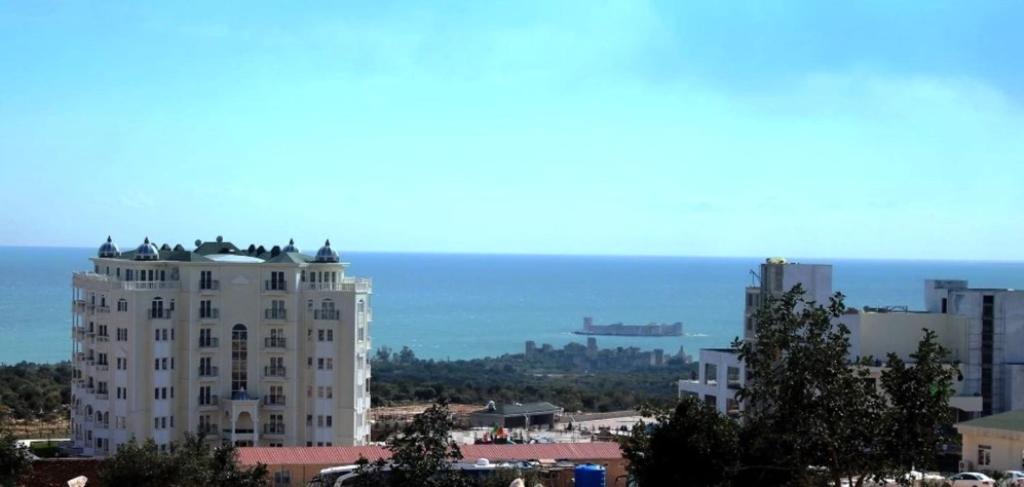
[678,258,1024,418]
[925,280,1024,415]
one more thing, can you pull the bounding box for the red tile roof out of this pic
[237,442,622,466]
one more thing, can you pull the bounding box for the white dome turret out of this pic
[98,236,120,258]
[314,239,339,263]
[134,237,160,261]
[282,238,299,253]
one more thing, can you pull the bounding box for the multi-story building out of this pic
[681,258,983,418]
[925,280,1024,415]
[70,236,373,456]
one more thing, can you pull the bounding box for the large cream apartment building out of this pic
[70,236,372,456]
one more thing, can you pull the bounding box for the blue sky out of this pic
[1,1,1022,260]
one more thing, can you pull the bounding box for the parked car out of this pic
[946,472,996,487]
[1000,470,1024,487]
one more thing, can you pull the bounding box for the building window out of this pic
[232,324,248,394]
[979,445,992,466]
[273,470,291,487]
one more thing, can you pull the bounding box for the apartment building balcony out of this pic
[75,352,85,362]
[96,334,109,342]
[262,424,285,436]
[264,309,287,321]
[198,366,219,378]
[199,308,220,321]
[263,337,287,349]
[85,327,96,337]
[198,280,220,292]
[263,280,287,292]
[96,305,110,314]
[95,392,109,400]
[313,309,339,320]
[198,337,220,348]
[123,281,180,291]
[72,299,87,314]
[149,308,174,320]
[198,423,220,436]
[198,395,220,409]
[95,363,109,371]
[304,277,373,293]
[263,366,287,379]
[263,396,287,407]
[74,326,85,339]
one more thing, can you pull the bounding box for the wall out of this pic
[959,427,1024,473]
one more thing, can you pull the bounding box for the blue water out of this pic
[1,246,1023,363]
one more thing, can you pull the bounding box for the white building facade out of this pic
[925,280,1024,415]
[680,258,985,417]
[70,236,373,456]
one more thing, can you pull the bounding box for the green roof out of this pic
[958,409,1024,432]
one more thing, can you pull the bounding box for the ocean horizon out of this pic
[2,246,1023,364]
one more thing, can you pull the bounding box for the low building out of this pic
[470,402,564,429]
[956,409,1024,472]
[237,442,627,486]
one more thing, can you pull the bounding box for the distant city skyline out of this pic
[1,2,1022,260]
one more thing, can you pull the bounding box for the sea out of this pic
[1,246,1023,364]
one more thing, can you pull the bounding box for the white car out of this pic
[946,472,995,487]
[1001,470,1024,487]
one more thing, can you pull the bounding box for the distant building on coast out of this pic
[680,258,996,418]
[70,236,373,456]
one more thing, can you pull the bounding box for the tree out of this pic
[98,438,170,487]
[734,285,884,487]
[356,400,470,487]
[99,434,268,487]
[0,412,32,487]
[620,397,739,486]
[879,329,957,475]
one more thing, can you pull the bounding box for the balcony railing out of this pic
[263,424,286,435]
[264,366,287,378]
[264,309,287,320]
[149,308,173,320]
[314,309,339,320]
[305,278,372,293]
[264,337,287,349]
[263,396,287,407]
[198,423,220,435]
[198,366,219,378]
[199,280,220,291]
[96,335,109,342]
[95,392,109,400]
[96,305,110,314]
[95,363,109,371]
[198,395,220,407]
[199,308,220,320]
[123,281,180,291]
[198,337,220,348]
[264,280,287,292]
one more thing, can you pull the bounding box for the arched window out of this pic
[232,324,248,394]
